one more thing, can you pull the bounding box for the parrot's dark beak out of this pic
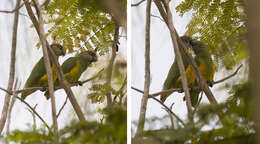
[93,56,97,62]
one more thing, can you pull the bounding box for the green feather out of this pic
[22,57,47,99]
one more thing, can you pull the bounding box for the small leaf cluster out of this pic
[45,0,116,55]
[176,0,247,70]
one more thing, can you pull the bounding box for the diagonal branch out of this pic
[25,0,58,134]
[131,0,146,7]
[0,0,21,134]
[23,0,86,122]
[154,0,193,119]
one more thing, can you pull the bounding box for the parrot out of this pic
[160,36,215,107]
[160,36,194,103]
[183,38,215,107]
[44,50,97,99]
[21,44,65,100]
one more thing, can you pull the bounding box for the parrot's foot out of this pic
[40,87,47,92]
[177,89,184,93]
[77,81,83,86]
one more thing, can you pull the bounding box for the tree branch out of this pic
[136,0,152,137]
[131,0,146,7]
[106,23,119,107]
[0,0,21,134]
[0,3,24,13]
[6,79,19,135]
[155,0,193,119]
[132,87,186,127]
[56,96,68,118]
[16,96,50,130]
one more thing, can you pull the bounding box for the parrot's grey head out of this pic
[189,39,208,55]
[50,44,65,56]
[79,51,97,64]
[180,36,193,48]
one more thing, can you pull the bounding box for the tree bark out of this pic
[246,0,260,143]
[0,0,21,134]
[136,0,152,136]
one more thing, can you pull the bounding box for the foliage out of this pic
[88,59,127,105]
[176,0,247,70]
[5,107,127,144]
[136,82,254,143]
[45,0,116,55]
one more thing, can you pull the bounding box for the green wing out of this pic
[161,53,189,102]
[59,56,87,83]
[22,57,46,99]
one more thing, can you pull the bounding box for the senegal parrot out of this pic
[21,44,65,100]
[44,50,97,99]
[185,38,215,107]
[160,36,194,102]
[160,36,215,107]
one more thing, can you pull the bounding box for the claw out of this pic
[77,81,83,86]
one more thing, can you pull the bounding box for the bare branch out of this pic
[136,0,152,137]
[26,104,38,130]
[56,96,68,118]
[151,97,186,127]
[16,96,50,130]
[132,0,146,7]
[132,87,186,127]
[0,0,21,134]
[0,3,24,13]
[6,79,19,135]
[151,14,165,22]
[213,64,243,84]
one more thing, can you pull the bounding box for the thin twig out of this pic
[56,96,69,118]
[151,14,165,22]
[0,3,24,13]
[6,79,19,135]
[131,0,146,6]
[26,104,38,130]
[16,96,51,130]
[213,64,243,84]
[151,97,186,126]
